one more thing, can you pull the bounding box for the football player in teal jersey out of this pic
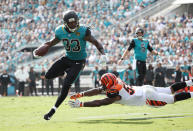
[118,28,159,86]
[34,10,106,120]
[92,65,100,88]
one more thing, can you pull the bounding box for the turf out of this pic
[0,95,193,131]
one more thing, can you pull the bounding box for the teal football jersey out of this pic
[133,38,149,61]
[55,25,88,60]
[93,70,99,80]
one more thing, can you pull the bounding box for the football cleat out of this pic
[44,108,55,120]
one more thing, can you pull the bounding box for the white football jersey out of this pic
[113,79,146,106]
[114,81,170,107]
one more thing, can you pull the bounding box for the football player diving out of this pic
[69,73,193,108]
[33,10,107,120]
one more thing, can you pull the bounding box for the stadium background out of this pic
[0,0,192,94]
[0,0,193,131]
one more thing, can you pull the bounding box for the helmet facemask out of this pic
[64,18,79,32]
[136,28,144,39]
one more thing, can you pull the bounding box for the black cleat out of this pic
[44,108,55,120]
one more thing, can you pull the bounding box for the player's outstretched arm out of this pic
[84,29,105,55]
[118,39,135,65]
[118,49,129,65]
[84,96,121,107]
[44,37,60,47]
[147,43,159,56]
[70,87,104,99]
[33,37,60,57]
[69,96,121,108]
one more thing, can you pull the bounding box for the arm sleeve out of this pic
[55,26,62,40]
[127,39,135,51]
[147,43,153,52]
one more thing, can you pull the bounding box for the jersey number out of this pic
[141,43,146,52]
[63,39,81,52]
[124,86,135,95]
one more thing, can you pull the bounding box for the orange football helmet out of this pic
[101,73,117,89]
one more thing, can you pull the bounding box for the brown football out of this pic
[34,44,49,56]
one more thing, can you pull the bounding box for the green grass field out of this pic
[0,95,193,131]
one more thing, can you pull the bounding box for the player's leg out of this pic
[94,80,97,88]
[29,82,33,96]
[46,81,49,95]
[145,87,175,106]
[154,79,193,94]
[174,92,193,102]
[51,80,54,96]
[34,82,38,96]
[21,82,25,96]
[2,85,6,96]
[45,57,69,79]
[44,59,85,120]
[136,60,146,86]
[42,80,44,95]
[170,79,193,94]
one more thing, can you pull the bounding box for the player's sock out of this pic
[185,79,193,87]
[170,82,187,92]
[52,106,57,111]
[174,92,191,102]
[44,106,57,120]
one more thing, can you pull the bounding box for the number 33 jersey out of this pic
[55,25,88,60]
[112,79,146,106]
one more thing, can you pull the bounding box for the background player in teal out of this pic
[92,65,99,88]
[118,28,158,86]
[181,61,190,81]
[33,10,106,120]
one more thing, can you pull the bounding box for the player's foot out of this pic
[44,108,55,120]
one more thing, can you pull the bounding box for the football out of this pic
[34,44,49,57]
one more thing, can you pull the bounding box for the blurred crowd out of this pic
[0,0,192,96]
[0,0,157,72]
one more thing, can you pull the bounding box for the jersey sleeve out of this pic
[147,42,153,52]
[55,26,63,40]
[127,39,135,51]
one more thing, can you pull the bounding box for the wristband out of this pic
[121,58,124,60]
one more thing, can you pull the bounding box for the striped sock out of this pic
[52,106,57,111]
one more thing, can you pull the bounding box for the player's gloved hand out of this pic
[70,93,84,100]
[99,55,107,66]
[68,99,83,108]
[33,49,42,58]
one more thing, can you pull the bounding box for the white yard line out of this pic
[77,113,193,120]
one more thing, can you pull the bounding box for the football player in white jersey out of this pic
[69,73,193,108]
